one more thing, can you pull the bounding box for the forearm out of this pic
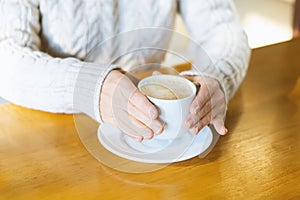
[0,40,116,122]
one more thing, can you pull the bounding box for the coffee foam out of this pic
[139,78,192,100]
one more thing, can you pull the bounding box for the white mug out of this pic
[138,74,197,141]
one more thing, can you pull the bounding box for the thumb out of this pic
[212,117,228,135]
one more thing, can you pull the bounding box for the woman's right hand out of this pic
[100,70,164,142]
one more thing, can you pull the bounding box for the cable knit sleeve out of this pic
[179,0,251,101]
[0,0,116,123]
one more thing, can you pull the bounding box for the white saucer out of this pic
[97,123,213,164]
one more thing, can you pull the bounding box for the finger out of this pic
[119,122,153,141]
[187,88,226,129]
[152,71,162,76]
[129,89,159,119]
[190,85,212,115]
[188,112,211,135]
[185,101,211,129]
[127,115,155,139]
[116,112,154,141]
[127,103,164,135]
[212,117,227,135]
[127,135,144,142]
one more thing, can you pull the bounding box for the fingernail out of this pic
[148,133,154,139]
[160,123,166,134]
[149,107,157,119]
[134,137,143,142]
[186,119,192,128]
[143,132,154,140]
[189,127,198,135]
[193,106,199,115]
[193,127,199,135]
[219,127,227,135]
[223,128,228,135]
[156,126,164,135]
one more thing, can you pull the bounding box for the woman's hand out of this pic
[100,70,164,142]
[184,76,228,135]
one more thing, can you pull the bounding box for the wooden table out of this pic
[0,40,300,199]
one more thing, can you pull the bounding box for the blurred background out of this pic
[0,0,296,105]
[233,0,294,48]
[174,0,295,49]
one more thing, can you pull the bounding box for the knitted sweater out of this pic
[0,0,250,122]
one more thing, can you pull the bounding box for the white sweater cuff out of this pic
[73,61,118,123]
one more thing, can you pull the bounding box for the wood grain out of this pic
[0,40,300,199]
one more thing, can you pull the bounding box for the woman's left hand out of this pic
[184,75,228,135]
